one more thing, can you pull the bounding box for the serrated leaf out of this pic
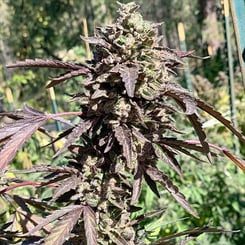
[153,225,240,244]
[16,209,52,235]
[52,175,79,201]
[107,230,129,245]
[145,165,199,218]
[165,82,197,115]
[132,127,150,143]
[144,172,160,198]
[83,206,97,245]
[114,125,132,168]
[131,208,166,226]
[21,205,83,237]
[12,164,79,175]
[0,105,81,172]
[131,162,144,205]
[196,98,245,144]
[183,140,245,172]
[47,68,90,88]
[0,119,44,172]
[6,58,86,70]
[104,134,115,153]
[44,205,83,245]
[80,35,111,48]
[54,120,92,157]
[153,143,182,176]
[119,66,138,97]
[222,149,245,171]
[187,113,211,162]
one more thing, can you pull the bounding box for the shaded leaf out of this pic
[52,175,80,201]
[187,113,211,162]
[131,162,144,205]
[12,165,79,175]
[53,120,92,157]
[196,98,245,144]
[114,125,132,167]
[165,82,197,115]
[44,205,83,245]
[132,127,150,143]
[83,206,97,245]
[119,66,138,97]
[16,209,52,235]
[153,143,182,176]
[145,165,199,218]
[104,134,115,153]
[107,230,129,245]
[15,196,56,211]
[144,172,160,198]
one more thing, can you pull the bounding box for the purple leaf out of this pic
[53,120,92,157]
[119,66,138,97]
[6,58,86,70]
[83,206,97,245]
[44,205,83,245]
[145,165,199,218]
[114,125,132,168]
[131,162,144,205]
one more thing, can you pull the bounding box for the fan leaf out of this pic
[46,68,91,88]
[0,105,81,172]
[21,205,83,237]
[196,98,245,144]
[6,58,87,70]
[119,66,138,97]
[53,120,92,157]
[153,143,182,176]
[83,206,97,245]
[144,171,160,198]
[165,82,197,115]
[131,162,144,205]
[44,205,83,245]
[145,165,199,218]
[52,175,80,201]
[114,124,132,168]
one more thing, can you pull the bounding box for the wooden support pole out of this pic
[177,22,193,94]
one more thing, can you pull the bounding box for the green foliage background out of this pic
[0,0,244,244]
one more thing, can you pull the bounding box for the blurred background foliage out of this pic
[0,0,244,244]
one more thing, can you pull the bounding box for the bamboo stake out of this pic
[223,0,239,155]
[177,22,193,94]
[5,87,14,110]
[48,85,62,132]
[82,18,92,60]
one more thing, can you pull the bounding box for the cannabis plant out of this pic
[1,2,244,244]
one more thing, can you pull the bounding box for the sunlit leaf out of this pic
[119,66,138,97]
[44,205,83,245]
[83,206,97,245]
